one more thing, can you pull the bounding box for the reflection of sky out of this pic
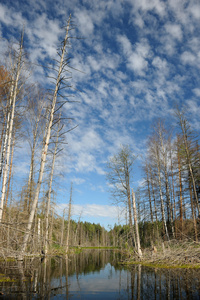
[50,261,200,299]
[68,263,129,293]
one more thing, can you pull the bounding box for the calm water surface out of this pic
[0,250,200,299]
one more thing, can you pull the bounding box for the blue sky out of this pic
[0,0,200,229]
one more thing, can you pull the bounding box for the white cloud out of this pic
[131,0,166,17]
[26,14,62,60]
[181,51,196,65]
[128,52,148,75]
[116,35,132,56]
[57,203,123,220]
[74,10,94,36]
[87,53,119,73]
[189,4,200,19]
[165,23,183,41]
[117,35,150,75]
[193,88,200,97]
[152,56,168,74]
[186,99,200,116]
[71,177,86,185]
[0,4,25,27]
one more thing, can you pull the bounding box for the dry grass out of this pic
[143,240,200,267]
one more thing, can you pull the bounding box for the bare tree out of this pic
[44,117,61,254]
[175,108,200,215]
[132,189,142,257]
[20,16,72,257]
[157,122,175,238]
[24,89,47,213]
[66,182,72,253]
[148,137,169,241]
[107,145,136,246]
[0,31,24,223]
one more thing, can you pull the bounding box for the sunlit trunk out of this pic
[20,16,71,257]
[66,183,72,253]
[44,118,60,254]
[0,31,24,223]
[132,189,142,257]
[155,145,169,241]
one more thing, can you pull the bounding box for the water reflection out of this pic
[0,250,200,299]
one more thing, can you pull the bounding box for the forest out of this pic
[0,16,200,263]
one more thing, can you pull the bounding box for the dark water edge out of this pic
[0,250,200,299]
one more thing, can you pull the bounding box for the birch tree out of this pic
[0,31,24,223]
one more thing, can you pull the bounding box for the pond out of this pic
[0,250,200,299]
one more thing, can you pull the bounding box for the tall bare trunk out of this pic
[170,146,177,238]
[44,119,60,254]
[60,209,66,246]
[0,31,24,222]
[150,173,158,222]
[66,183,72,253]
[176,110,200,214]
[0,114,6,157]
[146,164,153,223]
[155,145,169,241]
[158,128,175,238]
[49,208,54,248]
[177,139,183,239]
[132,189,142,257]
[189,179,198,241]
[125,163,136,247]
[0,74,15,179]
[20,16,71,256]
[2,129,15,221]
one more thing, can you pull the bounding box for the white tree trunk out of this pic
[60,208,66,246]
[0,32,24,223]
[20,16,71,257]
[66,183,72,253]
[158,129,175,238]
[132,189,142,257]
[156,146,169,241]
[26,106,44,212]
[0,62,16,179]
[38,218,41,244]
[44,119,60,254]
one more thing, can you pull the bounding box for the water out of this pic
[0,250,200,299]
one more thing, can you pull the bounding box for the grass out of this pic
[80,246,119,249]
[123,260,200,269]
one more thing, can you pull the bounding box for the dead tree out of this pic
[0,31,24,223]
[132,189,142,258]
[66,183,72,253]
[20,16,72,257]
[44,117,61,254]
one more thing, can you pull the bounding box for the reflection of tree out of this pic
[65,255,69,300]
[0,252,200,298]
[131,266,136,300]
[17,261,26,300]
[137,264,141,300]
